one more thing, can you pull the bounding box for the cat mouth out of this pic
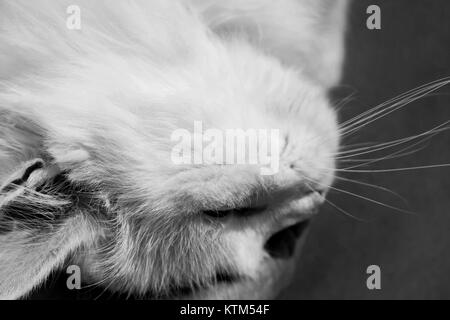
[166,189,325,299]
[183,220,313,299]
[264,219,311,259]
[179,192,322,298]
[175,220,312,299]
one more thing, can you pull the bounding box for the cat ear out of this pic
[0,113,93,299]
[0,157,94,299]
[195,0,349,88]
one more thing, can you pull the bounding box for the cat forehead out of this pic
[42,51,335,161]
[1,0,337,134]
[18,39,328,134]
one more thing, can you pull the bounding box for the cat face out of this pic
[0,0,347,299]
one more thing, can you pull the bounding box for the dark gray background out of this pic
[281,0,450,299]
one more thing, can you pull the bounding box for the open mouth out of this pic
[167,222,313,298]
[174,220,312,298]
[179,220,311,298]
[264,220,310,259]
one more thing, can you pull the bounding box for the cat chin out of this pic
[187,232,308,300]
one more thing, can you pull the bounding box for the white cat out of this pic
[0,0,348,299]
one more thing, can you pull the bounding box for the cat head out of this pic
[0,0,347,299]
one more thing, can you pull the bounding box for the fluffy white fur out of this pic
[0,0,347,299]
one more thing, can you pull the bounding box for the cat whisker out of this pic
[306,176,415,215]
[333,91,358,113]
[333,121,450,158]
[333,175,408,206]
[334,164,450,174]
[338,77,450,136]
[338,80,439,128]
[339,128,445,170]
[338,144,428,163]
[304,182,365,222]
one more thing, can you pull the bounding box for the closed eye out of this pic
[201,188,325,219]
[203,205,268,218]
